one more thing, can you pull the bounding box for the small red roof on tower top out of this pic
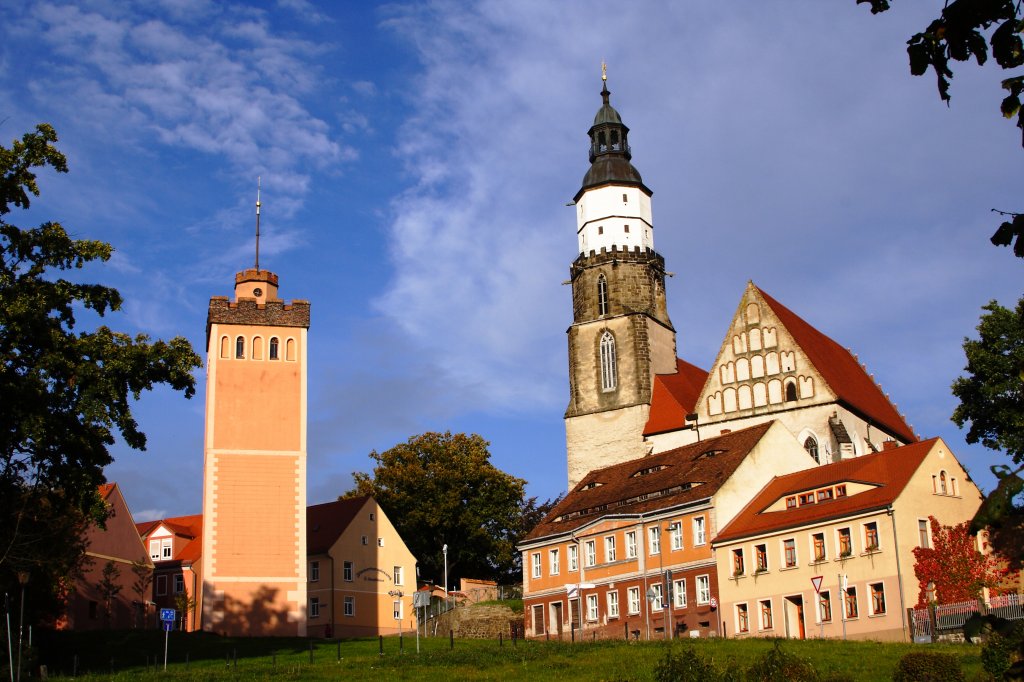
[755,286,916,443]
[644,358,708,436]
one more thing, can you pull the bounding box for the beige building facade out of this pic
[201,267,311,636]
[712,438,982,641]
[307,496,418,638]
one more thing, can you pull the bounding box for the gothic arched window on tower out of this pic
[598,275,609,316]
[600,331,617,392]
[235,336,245,359]
[804,436,820,464]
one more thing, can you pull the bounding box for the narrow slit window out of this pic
[269,337,279,360]
[235,336,245,359]
[600,331,617,392]
[597,275,608,316]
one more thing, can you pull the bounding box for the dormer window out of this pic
[632,464,668,478]
[582,481,603,490]
[696,449,725,461]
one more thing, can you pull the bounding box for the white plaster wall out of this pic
[566,404,652,488]
[576,186,653,254]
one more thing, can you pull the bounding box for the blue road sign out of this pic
[163,620,173,632]
[160,608,176,622]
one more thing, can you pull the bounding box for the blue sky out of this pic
[2,1,1020,522]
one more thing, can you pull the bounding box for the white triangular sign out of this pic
[811,576,823,593]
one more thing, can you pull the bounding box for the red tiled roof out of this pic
[714,438,936,544]
[526,422,775,542]
[135,520,160,536]
[98,483,115,499]
[644,358,709,436]
[136,513,204,563]
[756,286,916,443]
[307,496,369,554]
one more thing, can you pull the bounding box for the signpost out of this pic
[811,576,823,639]
[159,609,176,671]
[412,590,431,653]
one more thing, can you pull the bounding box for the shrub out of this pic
[981,622,1024,680]
[745,639,820,682]
[892,652,964,682]
[654,646,719,682]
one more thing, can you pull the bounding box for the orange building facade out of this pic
[137,514,203,631]
[201,268,311,636]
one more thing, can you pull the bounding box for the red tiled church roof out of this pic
[643,358,709,436]
[756,286,916,443]
[714,438,936,544]
[527,422,775,541]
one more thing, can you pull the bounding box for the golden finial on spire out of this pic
[601,60,607,82]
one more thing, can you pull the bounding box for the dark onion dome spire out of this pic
[575,76,651,202]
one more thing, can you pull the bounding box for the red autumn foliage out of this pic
[912,516,1008,607]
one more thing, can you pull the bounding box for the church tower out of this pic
[201,192,310,635]
[564,74,677,488]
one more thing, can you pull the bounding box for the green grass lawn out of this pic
[26,629,983,680]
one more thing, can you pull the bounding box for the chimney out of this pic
[882,440,898,451]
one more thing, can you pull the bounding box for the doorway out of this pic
[551,601,564,637]
[533,604,544,637]
[784,595,806,639]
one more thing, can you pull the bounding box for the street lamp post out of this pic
[442,544,448,611]
[16,571,28,682]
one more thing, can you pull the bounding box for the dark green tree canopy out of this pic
[0,124,202,617]
[346,431,559,585]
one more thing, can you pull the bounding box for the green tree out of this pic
[130,556,153,628]
[347,431,558,585]
[97,561,123,627]
[0,124,202,619]
[859,0,1024,256]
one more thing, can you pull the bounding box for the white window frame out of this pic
[783,537,797,568]
[310,597,320,618]
[378,537,384,547]
[696,575,711,605]
[627,586,641,615]
[343,561,353,582]
[344,596,354,617]
[549,548,559,576]
[607,590,619,618]
[670,523,683,551]
[585,540,596,567]
[818,590,832,623]
[310,561,320,582]
[604,535,617,562]
[569,544,579,571]
[760,599,774,630]
[394,565,403,586]
[737,602,750,633]
[586,594,598,621]
[532,552,542,579]
[625,531,637,559]
[869,582,886,616]
[673,578,687,608]
[648,527,661,555]
[651,583,664,611]
[393,600,402,620]
[693,516,706,546]
[149,539,160,561]
[161,538,172,559]
[600,331,617,392]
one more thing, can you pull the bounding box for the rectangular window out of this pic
[755,544,768,572]
[161,539,172,559]
[864,522,879,551]
[737,603,749,633]
[761,599,773,629]
[378,537,384,547]
[549,548,559,575]
[344,596,354,617]
[149,539,160,561]
[696,575,711,605]
[673,579,687,608]
[835,484,847,498]
[585,540,596,567]
[628,587,641,615]
[344,561,353,582]
[798,492,815,505]
[786,496,797,509]
[819,590,832,622]
[845,587,858,619]
[817,488,833,502]
[784,538,797,567]
[532,552,542,579]
[607,590,619,618]
[311,561,320,582]
[732,548,745,576]
[919,519,930,548]
[812,533,826,562]
[870,582,886,615]
[394,566,403,586]
[156,575,167,596]
[361,535,368,545]
[173,574,184,594]
[604,536,617,562]
[651,583,664,611]
[393,600,402,620]
[569,544,578,571]
[587,594,598,621]
[693,517,706,546]
[670,523,683,551]
[310,597,320,618]
[649,527,661,555]
[626,531,637,559]
[838,528,852,557]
